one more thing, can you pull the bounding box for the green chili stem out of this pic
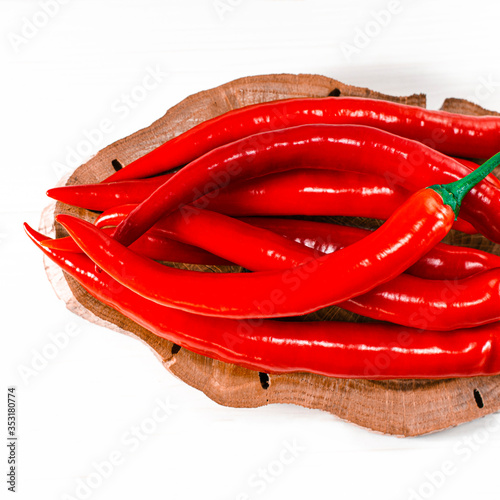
[431,151,500,217]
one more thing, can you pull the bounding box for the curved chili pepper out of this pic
[54,151,500,318]
[54,190,456,318]
[95,207,490,280]
[193,168,408,219]
[110,125,500,248]
[47,163,499,216]
[49,168,409,215]
[45,203,493,280]
[41,226,231,265]
[39,206,500,330]
[46,168,476,234]
[49,208,310,271]
[241,217,500,280]
[103,96,500,183]
[25,223,500,379]
[93,207,500,330]
[342,269,500,330]
[198,169,476,234]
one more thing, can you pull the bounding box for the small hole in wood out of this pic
[473,388,484,408]
[259,372,270,390]
[328,88,341,97]
[111,159,124,172]
[171,343,181,355]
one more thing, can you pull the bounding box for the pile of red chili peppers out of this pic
[27,95,500,379]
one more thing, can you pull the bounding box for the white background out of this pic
[3,1,500,499]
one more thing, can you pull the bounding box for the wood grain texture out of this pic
[39,73,500,437]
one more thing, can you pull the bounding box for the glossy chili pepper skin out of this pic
[56,188,456,319]
[204,168,403,216]
[342,269,500,330]
[46,174,172,212]
[104,96,500,183]
[46,168,476,234]
[199,169,476,234]
[128,206,314,272]
[24,223,500,379]
[50,208,310,271]
[245,215,500,330]
[48,168,409,215]
[45,203,491,280]
[110,125,498,248]
[241,217,500,280]
[41,226,231,265]
[47,162,499,214]
[96,207,500,330]
[208,215,500,330]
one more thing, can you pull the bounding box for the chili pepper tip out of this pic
[40,238,56,248]
[24,223,51,246]
[55,214,76,229]
[46,186,73,205]
[55,215,90,251]
[46,188,58,200]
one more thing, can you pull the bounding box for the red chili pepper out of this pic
[52,192,456,318]
[41,226,231,265]
[103,96,500,183]
[25,223,500,379]
[46,174,172,212]
[197,169,476,234]
[95,206,488,279]
[110,125,500,248]
[48,160,499,214]
[241,217,500,280]
[192,168,405,219]
[92,207,500,330]
[49,168,409,215]
[54,151,500,318]
[46,168,477,234]
[341,269,500,330]
[49,207,311,271]
[45,203,493,280]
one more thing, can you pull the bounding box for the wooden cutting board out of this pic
[39,73,500,437]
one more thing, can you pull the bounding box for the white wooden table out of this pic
[2,1,500,498]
